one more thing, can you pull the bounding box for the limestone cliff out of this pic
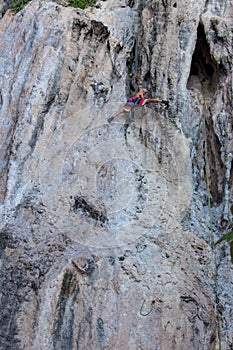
[0,0,232,349]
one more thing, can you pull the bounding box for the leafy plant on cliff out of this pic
[215,204,233,264]
[11,0,31,12]
[11,0,98,12]
[215,230,233,264]
[66,0,97,9]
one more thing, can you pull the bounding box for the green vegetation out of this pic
[126,53,135,75]
[67,0,97,9]
[11,0,98,13]
[11,0,31,13]
[215,230,233,264]
[215,205,233,264]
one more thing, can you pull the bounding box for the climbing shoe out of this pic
[108,116,114,123]
[162,100,169,107]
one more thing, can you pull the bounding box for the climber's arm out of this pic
[147,98,169,106]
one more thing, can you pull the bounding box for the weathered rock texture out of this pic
[0,0,232,349]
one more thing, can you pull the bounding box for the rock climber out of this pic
[108,88,169,122]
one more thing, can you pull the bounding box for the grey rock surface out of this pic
[0,0,232,349]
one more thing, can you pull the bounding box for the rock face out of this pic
[0,0,232,349]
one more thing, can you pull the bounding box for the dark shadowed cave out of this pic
[187,22,220,97]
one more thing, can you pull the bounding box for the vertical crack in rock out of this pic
[52,270,79,350]
[28,114,45,152]
[204,117,225,204]
[0,90,2,108]
[126,1,143,94]
[0,111,22,203]
[187,21,227,205]
[76,306,93,350]
[96,317,105,345]
[228,159,233,198]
